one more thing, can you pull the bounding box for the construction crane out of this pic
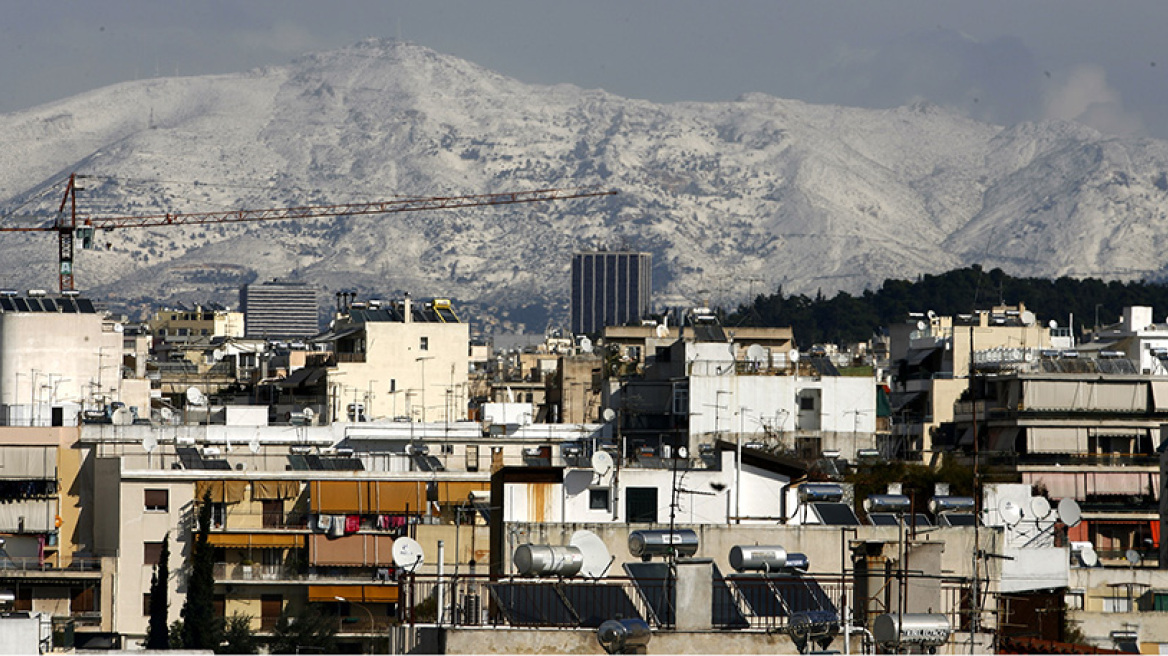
[0,173,617,292]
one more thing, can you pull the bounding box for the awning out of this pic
[253,480,302,501]
[313,327,362,343]
[308,584,398,604]
[906,348,939,366]
[988,427,1019,452]
[195,480,248,504]
[310,480,488,513]
[1028,427,1087,453]
[1152,381,1168,412]
[889,391,924,413]
[309,534,395,567]
[208,533,304,549]
[278,367,328,389]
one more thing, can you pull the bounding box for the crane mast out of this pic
[1,173,616,292]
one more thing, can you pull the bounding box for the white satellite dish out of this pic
[654,324,669,338]
[579,336,594,354]
[302,407,315,420]
[114,323,124,333]
[186,386,207,406]
[1057,498,1082,528]
[142,434,157,453]
[591,451,614,477]
[1021,310,1036,326]
[746,344,767,365]
[916,321,927,331]
[602,408,617,422]
[1048,319,1059,329]
[1125,549,1142,566]
[1079,547,1098,567]
[927,310,936,320]
[392,537,425,573]
[1029,496,1051,520]
[111,407,133,426]
[248,439,261,454]
[789,349,800,363]
[570,530,612,579]
[999,500,1022,526]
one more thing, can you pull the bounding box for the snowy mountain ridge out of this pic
[3,39,1168,332]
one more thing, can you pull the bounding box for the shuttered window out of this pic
[144,489,169,512]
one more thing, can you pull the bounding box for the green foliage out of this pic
[727,265,1168,348]
[216,614,258,654]
[181,491,222,650]
[146,534,170,649]
[267,605,338,655]
[847,456,974,517]
[168,620,184,649]
[413,592,438,622]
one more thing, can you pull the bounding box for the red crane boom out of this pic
[0,173,616,292]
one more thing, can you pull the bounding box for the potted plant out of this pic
[239,557,254,579]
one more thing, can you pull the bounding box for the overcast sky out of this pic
[3,1,1167,138]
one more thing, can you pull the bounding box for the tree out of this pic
[181,491,222,650]
[217,614,258,654]
[267,605,338,655]
[146,534,170,649]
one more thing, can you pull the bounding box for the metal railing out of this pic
[0,556,101,572]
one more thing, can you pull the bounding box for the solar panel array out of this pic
[0,296,95,313]
[488,582,642,628]
[866,513,933,528]
[811,502,860,526]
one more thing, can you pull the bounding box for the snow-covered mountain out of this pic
[3,39,1168,332]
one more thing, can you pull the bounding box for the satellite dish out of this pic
[1021,310,1036,326]
[1029,496,1051,520]
[111,407,133,426]
[248,439,261,454]
[677,446,688,459]
[1080,548,1098,567]
[392,537,425,573]
[114,323,124,333]
[569,530,612,579]
[302,407,315,419]
[159,407,174,422]
[1048,319,1059,329]
[580,336,594,354]
[591,451,614,477]
[927,310,936,320]
[186,386,207,406]
[746,344,767,365]
[916,321,927,331]
[999,500,1022,526]
[789,349,800,363]
[655,324,669,338]
[1057,498,1082,528]
[1125,549,1142,566]
[602,408,617,422]
[142,434,157,453]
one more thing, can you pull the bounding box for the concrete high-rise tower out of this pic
[570,251,652,335]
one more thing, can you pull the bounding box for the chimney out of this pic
[403,292,412,324]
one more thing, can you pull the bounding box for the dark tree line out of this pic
[726,265,1168,348]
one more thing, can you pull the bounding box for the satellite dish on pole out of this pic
[1079,546,1098,567]
[591,451,614,478]
[655,324,669,338]
[1049,319,1059,329]
[392,537,425,573]
[1125,549,1142,566]
[999,500,1022,527]
[1029,496,1051,520]
[248,438,261,454]
[580,336,594,354]
[111,407,133,426]
[142,434,157,453]
[916,321,927,331]
[746,344,767,366]
[570,529,612,579]
[1021,310,1036,326]
[602,408,616,423]
[1057,498,1082,528]
[186,386,207,407]
[790,349,800,363]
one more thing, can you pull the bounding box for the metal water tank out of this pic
[798,483,844,503]
[729,545,787,572]
[597,618,651,654]
[513,544,584,577]
[872,613,951,652]
[627,529,699,560]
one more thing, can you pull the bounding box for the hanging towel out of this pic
[329,516,345,538]
[376,514,390,530]
[315,514,331,532]
[345,515,360,533]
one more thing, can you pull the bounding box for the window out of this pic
[672,387,688,415]
[144,489,169,512]
[626,487,658,523]
[209,502,227,529]
[144,541,164,566]
[262,500,283,528]
[590,489,611,511]
[71,587,96,613]
[799,395,815,411]
[420,336,429,351]
[466,445,479,472]
[143,593,152,616]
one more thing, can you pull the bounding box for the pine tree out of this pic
[146,534,170,649]
[181,491,221,649]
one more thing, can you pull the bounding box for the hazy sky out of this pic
[3,1,1167,138]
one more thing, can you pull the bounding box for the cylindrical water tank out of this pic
[864,494,911,513]
[872,613,951,650]
[513,544,584,577]
[627,529,699,559]
[597,618,651,654]
[729,545,788,572]
[928,496,974,514]
[799,483,844,503]
[784,552,810,570]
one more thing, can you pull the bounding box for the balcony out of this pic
[335,352,366,364]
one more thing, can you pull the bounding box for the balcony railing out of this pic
[0,556,101,572]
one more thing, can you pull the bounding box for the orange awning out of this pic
[308,584,398,603]
[207,533,304,549]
